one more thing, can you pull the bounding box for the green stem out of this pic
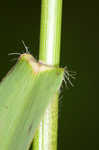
[33,0,62,149]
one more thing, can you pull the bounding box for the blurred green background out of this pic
[0,1,99,150]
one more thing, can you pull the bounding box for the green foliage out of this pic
[0,54,64,150]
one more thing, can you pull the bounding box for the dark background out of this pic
[0,1,99,150]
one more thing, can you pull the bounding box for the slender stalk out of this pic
[33,0,63,149]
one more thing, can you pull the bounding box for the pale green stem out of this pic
[33,0,63,149]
